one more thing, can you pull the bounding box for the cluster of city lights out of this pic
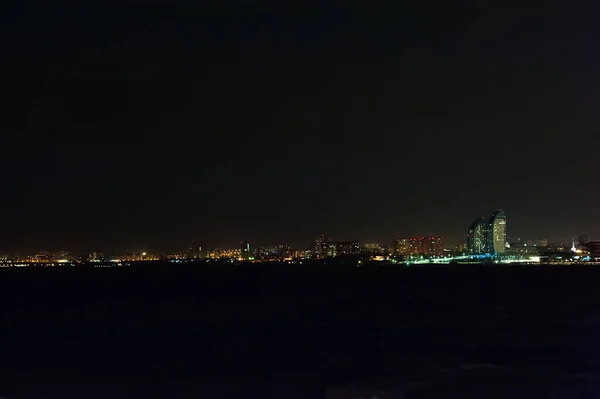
[1,214,599,267]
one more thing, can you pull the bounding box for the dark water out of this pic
[1,264,600,398]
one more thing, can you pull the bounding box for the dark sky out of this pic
[1,3,599,252]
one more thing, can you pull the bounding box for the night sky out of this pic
[1,3,598,252]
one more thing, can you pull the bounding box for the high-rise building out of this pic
[584,241,600,258]
[393,238,411,256]
[326,242,337,257]
[425,236,444,257]
[322,241,360,257]
[255,247,267,260]
[467,217,488,254]
[344,242,360,256]
[409,237,421,255]
[240,241,252,260]
[408,237,444,257]
[186,241,202,259]
[333,241,360,256]
[276,244,290,259]
[362,242,383,255]
[313,234,329,257]
[487,210,507,254]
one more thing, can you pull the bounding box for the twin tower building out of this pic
[467,210,507,255]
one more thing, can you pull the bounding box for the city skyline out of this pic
[0,206,593,254]
[0,228,590,256]
[0,207,597,265]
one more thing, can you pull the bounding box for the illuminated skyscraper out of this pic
[393,238,410,256]
[425,236,444,257]
[487,210,507,254]
[344,242,360,256]
[467,217,488,254]
[327,241,360,257]
[407,237,444,256]
[313,234,329,257]
[409,237,421,255]
[240,241,251,260]
[326,242,337,257]
[276,244,290,259]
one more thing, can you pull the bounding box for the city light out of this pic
[0,210,598,267]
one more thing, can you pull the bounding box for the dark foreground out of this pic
[1,264,600,398]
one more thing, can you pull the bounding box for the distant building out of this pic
[585,241,600,258]
[290,248,309,259]
[525,238,548,247]
[467,210,507,255]
[578,235,590,245]
[186,241,202,259]
[362,242,383,255]
[539,248,578,263]
[346,242,360,255]
[313,234,329,257]
[488,210,507,254]
[408,237,420,255]
[326,242,337,257]
[407,237,444,257]
[426,237,444,256]
[255,247,267,260]
[276,244,290,259]
[331,241,360,257]
[467,217,488,254]
[453,241,467,254]
[322,241,360,257]
[240,241,252,260]
[508,236,521,244]
[393,238,411,256]
[208,248,242,259]
[549,241,568,251]
[508,243,539,257]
